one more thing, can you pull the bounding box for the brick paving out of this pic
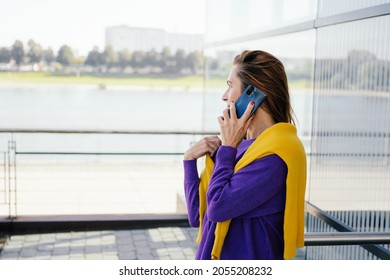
[0,227,306,260]
[0,227,199,260]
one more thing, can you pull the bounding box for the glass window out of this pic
[205,0,317,44]
[318,0,390,17]
[203,30,316,149]
[310,15,390,213]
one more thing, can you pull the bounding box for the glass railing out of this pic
[0,129,218,218]
[1,130,390,260]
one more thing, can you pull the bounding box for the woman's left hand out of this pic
[218,101,254,148]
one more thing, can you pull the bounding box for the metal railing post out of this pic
[7,140,17,219]
[1,152,6,205]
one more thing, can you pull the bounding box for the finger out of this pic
[217,115,224,125]
[229,101,237,120]
[241,101,255,121]
[208,145,218,157]
[202,141,215,155]
[207,135,220,143]
[211,136,222,146]
[208,139,220,151]
[244,116,254,131]
[222,108,230,120]
[210,146,220,157]
[205,139,217,151]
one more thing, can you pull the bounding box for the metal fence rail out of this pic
[0,129,219,135]
[305,232,390,246]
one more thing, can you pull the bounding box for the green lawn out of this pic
[0,72,310,89]
[0,72,206,87]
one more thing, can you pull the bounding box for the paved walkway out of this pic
[0,227,199,260]
[0,227,307,260]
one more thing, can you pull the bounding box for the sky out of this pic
[0,0,205,56]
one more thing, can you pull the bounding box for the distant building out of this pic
[105,26,203,52]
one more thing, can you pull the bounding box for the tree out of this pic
[144,48,160,68]
[56,45,74,66]
[131,50,146,69]
[27,39,43,64]
[11,40,24,66]
[102,45,118,69]
[160,46,173,69]
[0,47,11,63]
[358,60,390,91]
[73,55,86,65]
[174,49,186,73]
[117,50,132,70]
[186,51,204,74]
[85,47,102,67]
[43,47,55,64]
[208,56,220,71]
[346,50,376,87]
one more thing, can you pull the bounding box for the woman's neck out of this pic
[246,109,275,140]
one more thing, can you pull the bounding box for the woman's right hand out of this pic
[184,136,222,160]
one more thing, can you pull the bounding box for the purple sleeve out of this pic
[183,159,200,227]
[206,146,287,223]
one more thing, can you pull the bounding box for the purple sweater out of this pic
[183,138,287,260]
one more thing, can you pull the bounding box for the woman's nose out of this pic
[222,90,228,101]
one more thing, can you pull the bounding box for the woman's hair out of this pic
[233,50,296,125]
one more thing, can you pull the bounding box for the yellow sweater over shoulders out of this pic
[197,122,307,259]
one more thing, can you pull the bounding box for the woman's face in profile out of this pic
[222,64,243,108]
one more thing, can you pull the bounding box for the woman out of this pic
[183,50,306,260]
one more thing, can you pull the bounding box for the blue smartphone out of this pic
[235,85,267,119]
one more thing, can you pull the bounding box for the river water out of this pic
[0,84,313,154]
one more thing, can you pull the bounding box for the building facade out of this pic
[105,25,203,52]
[203,0,390,259]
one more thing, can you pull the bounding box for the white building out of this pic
[105,26,203,53]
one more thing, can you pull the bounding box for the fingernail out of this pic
[250,101,255,105]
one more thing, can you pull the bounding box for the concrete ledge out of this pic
[0,214,190,234]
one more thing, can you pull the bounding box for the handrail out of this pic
[16,152,185,156]
[0,129,219,135]
[306,202,390,259]
[304,232,390,259]
[304,232,390,246]
[1,129,388,137]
